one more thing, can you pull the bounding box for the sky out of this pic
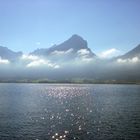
[0,0,140,56]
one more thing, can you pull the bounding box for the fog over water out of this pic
[0,55,140,82]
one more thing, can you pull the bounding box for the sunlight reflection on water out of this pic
[0,84,140,140]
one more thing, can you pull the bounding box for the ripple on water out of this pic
[0,84,140,140]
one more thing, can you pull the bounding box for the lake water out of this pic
[0,84,140,140]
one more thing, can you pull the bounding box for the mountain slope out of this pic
[0,46,22,61]
[120,44,140,59]
[30,34,95,59]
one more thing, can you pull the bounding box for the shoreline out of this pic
[0,81,140,85]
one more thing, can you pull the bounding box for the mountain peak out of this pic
[70,34,84,39]
[121,44,140,59]
[30,34,96,58]
[0,46,10,51]
[0,46,22,61]
[57,34,88,51]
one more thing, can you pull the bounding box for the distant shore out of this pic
[0,80,140,85]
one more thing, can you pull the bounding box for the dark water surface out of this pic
[0,84,140,140]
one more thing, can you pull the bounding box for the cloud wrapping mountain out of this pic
[117,57,139,63]
[99,48,120,58]
[0,46,22,61]
[0,34,140,82]
[0,57,10,64]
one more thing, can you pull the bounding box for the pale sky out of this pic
[0,0,140,55]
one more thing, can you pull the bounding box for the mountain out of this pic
[0,46,22,61]
[30,34,95,60]
[119,44,140,59]
[0,36,140,83]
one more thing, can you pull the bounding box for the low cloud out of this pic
[77,49,90,56]
[21,54,60,69]
[27,59,46,67]
[80,57,93,62]
[51,48,73,55]
[77,49,93,63]
[27,59,60,69]
[117,59,127,63]
[21,54,39,61]
[0,57,10,64]
[99,48,120,59]
[26,58,60,69]
[117,57,139,63]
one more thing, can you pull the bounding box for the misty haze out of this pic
[0,34,140,84]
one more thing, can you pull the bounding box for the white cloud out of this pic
[77,49,90,56]
[21,54,60,69]
[130,57,139,63]
[76,49,93,63]
[21,54,39,61]
[81,57,93,62]
[27,59,47,67]
[26,58,60,69]
[0,57,10,64]
[51,48,73,55]
[53,65,60,69]
[117,57,139,63]
[36,42,41,45]
[117,58,127,63]
[99,48,120,58]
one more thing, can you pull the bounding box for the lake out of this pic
[0,84,140,140]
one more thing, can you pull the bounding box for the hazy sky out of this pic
[0,0,140,55]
